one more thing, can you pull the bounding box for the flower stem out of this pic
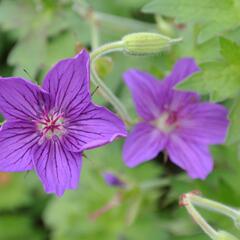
[140,178,169,190]
[182,193,218,240]
[189,194,239,220]
[90,41,124,60]
[90,41,133,124]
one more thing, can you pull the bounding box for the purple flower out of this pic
[0,49,127,196]
[123,58,229,179]
[103,172,125,188]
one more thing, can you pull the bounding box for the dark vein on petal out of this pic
[59,141,72,186]
[0,94,37,119]
[57,67,75,111]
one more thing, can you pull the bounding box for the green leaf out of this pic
[219,37,240,64]
[142,0,240,43]
[8,32,47,78]
[45,32,76,68]
[0,0,35,37]
[226,97,240,144]
[177,38,240,101]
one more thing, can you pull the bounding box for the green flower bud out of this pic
[215,231,239,240]
[122,32,181,56]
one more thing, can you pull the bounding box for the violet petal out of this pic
[163,58,200,87]
[33,139,82,196]
[177,102,229,144]
[42,49,91,116]
[123,122,167,167]
[123,69,163,120]
[63,103,127,152]
[0,77,47,121]
[0,121,39,171]
[167,134,213,179]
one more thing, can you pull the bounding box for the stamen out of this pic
[36,111,66,140]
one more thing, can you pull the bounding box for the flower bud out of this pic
[215,231,239,240]
[122,32,181,56]
[103,172,125,188]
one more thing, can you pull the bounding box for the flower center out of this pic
[36,112,66,140]
[153,111,178,133]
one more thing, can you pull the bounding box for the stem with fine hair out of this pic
[90,41,133,124]
[190,194,239,220]
[182,193,218,240]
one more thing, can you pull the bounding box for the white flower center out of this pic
[153,112,178,133]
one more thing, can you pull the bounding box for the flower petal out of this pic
[63,103,127,152]
[123,122,167,167]
[33,139,82,196]
[0,77,47,121]
[166,134,213,179]
[160,58,201,112]
[0,121,39,171]
[164,57,200,87]
[42,49,90,117]
[123,69,163,120]
[177,103,229,144]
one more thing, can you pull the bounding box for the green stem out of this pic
[90,41,133,124]
[140,179,170,190]
[73,1,156,34]
[91,22,99,50]
[183,194,218,240]
[190,195,239,220]
[90,41,124,60]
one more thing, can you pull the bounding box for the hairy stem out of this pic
[182,193,218,239]
[190,194,239,220]
[90,41,133,124]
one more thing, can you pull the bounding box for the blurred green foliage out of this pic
[0,0,240,239]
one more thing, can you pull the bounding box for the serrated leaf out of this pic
[177,39,240,101]
[142,0,240,43]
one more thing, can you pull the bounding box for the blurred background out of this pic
[0,0,240,239]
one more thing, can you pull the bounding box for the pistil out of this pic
[36,112,66,141]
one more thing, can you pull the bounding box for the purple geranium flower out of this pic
[0,49,127,196]
[123,58,229,179]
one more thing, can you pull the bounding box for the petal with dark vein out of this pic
[63,103,127,152]
[0,77,47,121]
[33,139,82,196]
[0,121,39,171]
[42,49,90,117]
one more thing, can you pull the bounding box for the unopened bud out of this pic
[103,172,125,188]
[215,231,239,240]
[122,32,181,56]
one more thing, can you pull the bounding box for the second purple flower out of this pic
[123,58,229,179]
